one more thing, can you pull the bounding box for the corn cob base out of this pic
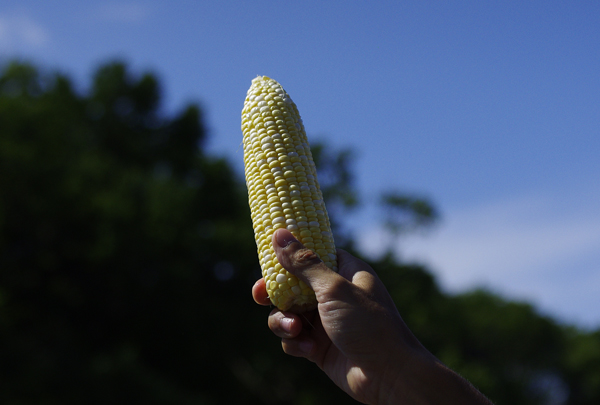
[242,76,337,313]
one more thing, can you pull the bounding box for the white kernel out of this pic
[287,151,298,157]
[287,224,298,231]
[276,274,287,284]
[261,143,274,151]
[272,217,285,224]
[309,221,320,228]
[286,218,297,225]
[328,253,337,261]
[291,286,302,295]
[321,231,332,238]
[297,221,308,228]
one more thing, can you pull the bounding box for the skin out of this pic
[252,229,494,405]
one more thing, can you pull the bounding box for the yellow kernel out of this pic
[316,249,328,257]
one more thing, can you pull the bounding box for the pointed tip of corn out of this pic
[253,75,271,83]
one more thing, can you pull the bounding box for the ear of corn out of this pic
[241,76,337,313]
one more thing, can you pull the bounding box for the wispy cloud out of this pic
[0,14,49,51]
[357,185,600,328]
[96,3,152,23]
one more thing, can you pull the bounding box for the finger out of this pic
[336,249,398,309]
[280,315,333,368]
[272,229,345,296]
[252,278,271,306]
[267,309,304,338]
[336,249,379,292]
[281,336,316,358]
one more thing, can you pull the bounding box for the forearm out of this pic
[380,349,493,405]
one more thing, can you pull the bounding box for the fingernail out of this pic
[275,229,298,248]
[299,339,314,355]
[281,317,293,333]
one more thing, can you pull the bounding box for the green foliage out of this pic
[380,191,438,235]
[562,330,600,404]
[310,142,358,246]
[0,60,599,404]
[370,255,567,404]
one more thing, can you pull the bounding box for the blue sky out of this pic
[1,1,599,328]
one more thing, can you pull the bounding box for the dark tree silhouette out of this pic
[0,61,598,404]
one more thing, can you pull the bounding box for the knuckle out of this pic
[292,248,322,268]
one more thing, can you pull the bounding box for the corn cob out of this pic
[241,76,337,313]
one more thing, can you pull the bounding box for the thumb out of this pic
[272,229,341,295]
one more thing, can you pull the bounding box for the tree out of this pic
[1,60,598,404]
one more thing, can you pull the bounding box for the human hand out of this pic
[252,229,492,404]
